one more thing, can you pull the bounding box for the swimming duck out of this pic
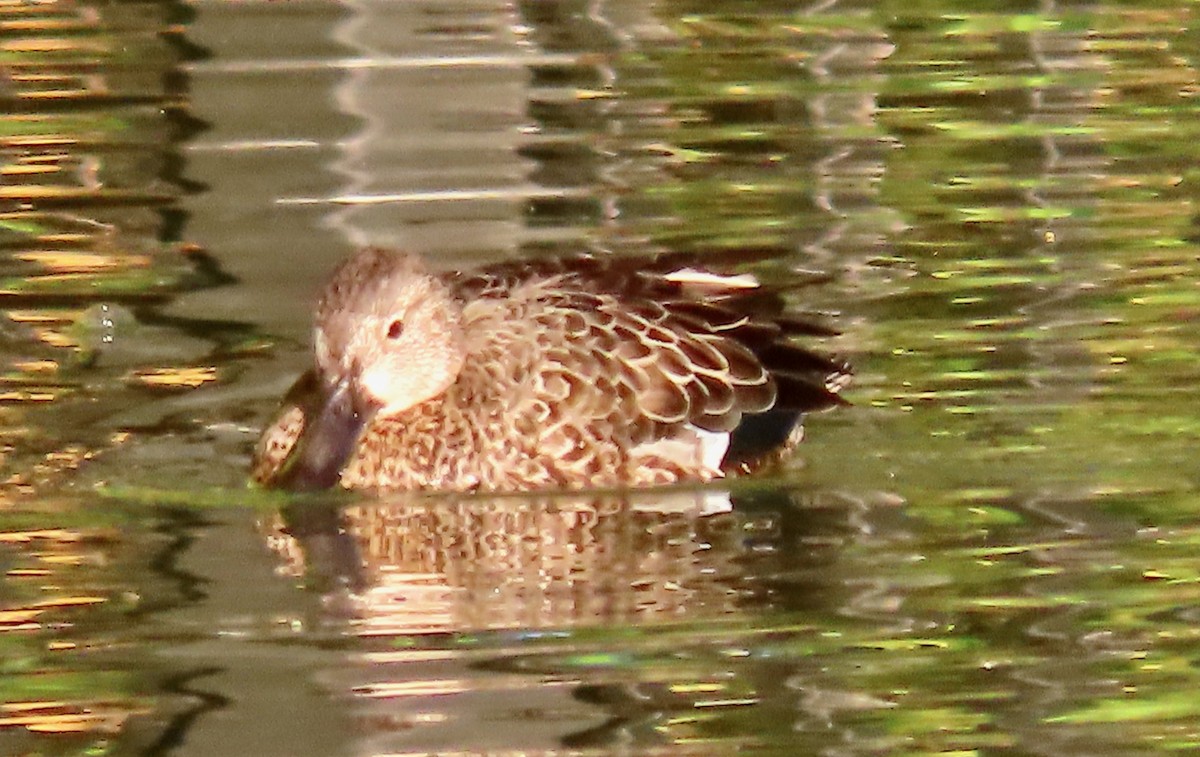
[252,247,850,492]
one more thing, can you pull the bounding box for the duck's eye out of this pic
[386,320,404,340]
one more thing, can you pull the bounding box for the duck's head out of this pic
[281,248,465,490]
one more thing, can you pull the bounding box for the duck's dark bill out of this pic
[277,378,374,491]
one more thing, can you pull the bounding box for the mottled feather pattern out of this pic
[252,249,850,492]
[252,404,304,484]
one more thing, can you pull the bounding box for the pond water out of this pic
[3,0,1200,754]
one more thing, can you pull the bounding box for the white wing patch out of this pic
[663,268,760,291]
[631,424,730,478]
[694,427,731,472]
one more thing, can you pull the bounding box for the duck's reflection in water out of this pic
[264,489,756,633]
[260,488,869,752]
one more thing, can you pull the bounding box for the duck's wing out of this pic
[525,287,776,446]
[463,253,849,408]
[514,268,848,455]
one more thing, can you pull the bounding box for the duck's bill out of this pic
[277,377,376,491]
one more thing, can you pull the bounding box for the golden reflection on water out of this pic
[0,701,141,736]
[128,365,220,390]
[0,0,202,499]
[0,521,148,741]
[0,1,201,748]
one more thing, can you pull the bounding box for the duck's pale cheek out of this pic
[361,358,457,416]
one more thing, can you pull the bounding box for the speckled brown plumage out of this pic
[252,248,850,492]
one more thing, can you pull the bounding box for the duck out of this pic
[252,247,850,492]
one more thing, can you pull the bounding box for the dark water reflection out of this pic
[2,0,1200,755]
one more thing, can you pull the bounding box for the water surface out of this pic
[2,1,1199,755]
